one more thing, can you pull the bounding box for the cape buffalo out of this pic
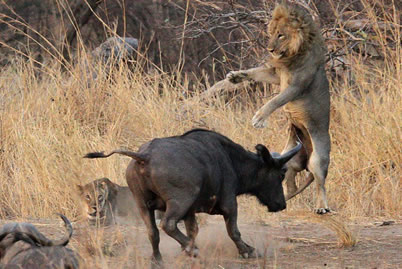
[84,129,301,263]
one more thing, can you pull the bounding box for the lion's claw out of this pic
[252,112,267,129]
[314,208,331,214]
[226,71,248,84]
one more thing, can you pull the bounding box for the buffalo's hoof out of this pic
[184,245,199,258]
[314,208,331,214]
[240,249,258,259]
[150,255,163,269]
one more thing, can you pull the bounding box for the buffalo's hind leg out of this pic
[142,207,162,265]
[184,212,199,250]
[130,191,162,265]
[160,199,199,257]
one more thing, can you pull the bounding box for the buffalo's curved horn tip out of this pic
[53,213,73,246]
[276,142,302,166]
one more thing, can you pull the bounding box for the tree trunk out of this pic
[62,0,102,64]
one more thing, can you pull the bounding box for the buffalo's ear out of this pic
[255,144,275,166]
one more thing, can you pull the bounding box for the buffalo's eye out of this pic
[281,167,287,175]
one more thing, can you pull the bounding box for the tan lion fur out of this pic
[77,178,164,226]
[203,3,332,214]
[77,178,143,226]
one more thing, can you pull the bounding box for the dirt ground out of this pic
[1,213,401,269]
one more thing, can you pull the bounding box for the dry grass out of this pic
[73,225,149,269]
[0,0,401,268]
[1,50,399,220]
[295,212,358,247]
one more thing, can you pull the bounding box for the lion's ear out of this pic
[272,4,289,20]
[289,11,303,28]
[99,178,118,193]
[76,184,84,194]
[98,178,111,189]
[290,19,300,28]
[100,181,106,189]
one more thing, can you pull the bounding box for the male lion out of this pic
[205,4,331,214]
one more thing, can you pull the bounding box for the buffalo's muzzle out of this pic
[268,203,286,212]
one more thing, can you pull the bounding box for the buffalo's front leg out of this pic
[223,205,257,258]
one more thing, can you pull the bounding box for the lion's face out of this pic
[267,4,316,60]
[77,178,116,222]
[267,21,301,59]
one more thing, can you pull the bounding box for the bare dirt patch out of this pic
[1,214,400,268]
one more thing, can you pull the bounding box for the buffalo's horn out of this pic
[275,142,302,167]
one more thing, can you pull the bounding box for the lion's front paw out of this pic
[226,71,248,84]
[252,111,268,129]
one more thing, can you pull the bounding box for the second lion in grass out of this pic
[77,178,147,226]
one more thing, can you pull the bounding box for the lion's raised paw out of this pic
[226,71,248,84]
[252,112,268,129]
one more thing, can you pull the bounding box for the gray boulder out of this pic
[92,37,138,63]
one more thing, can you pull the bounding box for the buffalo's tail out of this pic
[84,149,147,163]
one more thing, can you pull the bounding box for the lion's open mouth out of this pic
[88,211,102,218]
[270,51,285,59]
[88,209,106,218]
[88,212,97,217]
[88,212,97,219]
[88,213,105,221]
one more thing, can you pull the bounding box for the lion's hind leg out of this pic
[307,130,331,214]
